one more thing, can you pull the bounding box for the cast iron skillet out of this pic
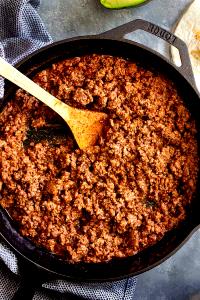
[0,19,200,299]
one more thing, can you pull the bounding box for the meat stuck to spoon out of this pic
[0,57,107,149]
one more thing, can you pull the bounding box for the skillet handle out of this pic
[12,260,44,300]
[98,19,196,90]
[12,281,36,300]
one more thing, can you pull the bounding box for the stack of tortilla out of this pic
[171,0,200,92]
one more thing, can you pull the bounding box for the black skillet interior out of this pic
[0,37,200,281]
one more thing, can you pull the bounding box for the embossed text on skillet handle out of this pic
[147,22,176,45]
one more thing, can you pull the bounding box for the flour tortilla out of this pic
[171,0,200,92]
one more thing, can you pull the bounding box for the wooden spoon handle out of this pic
[0,57,68,118]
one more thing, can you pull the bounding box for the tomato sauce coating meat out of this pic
[0,54,198,263]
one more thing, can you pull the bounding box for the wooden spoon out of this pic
[0,57,107,149]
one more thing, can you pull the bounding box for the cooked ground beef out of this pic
[0,54,198,263]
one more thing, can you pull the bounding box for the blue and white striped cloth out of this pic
[0,1,137,299]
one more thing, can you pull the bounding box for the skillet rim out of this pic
[0,36,200,281]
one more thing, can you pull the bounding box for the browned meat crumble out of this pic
[0,54,198,263]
